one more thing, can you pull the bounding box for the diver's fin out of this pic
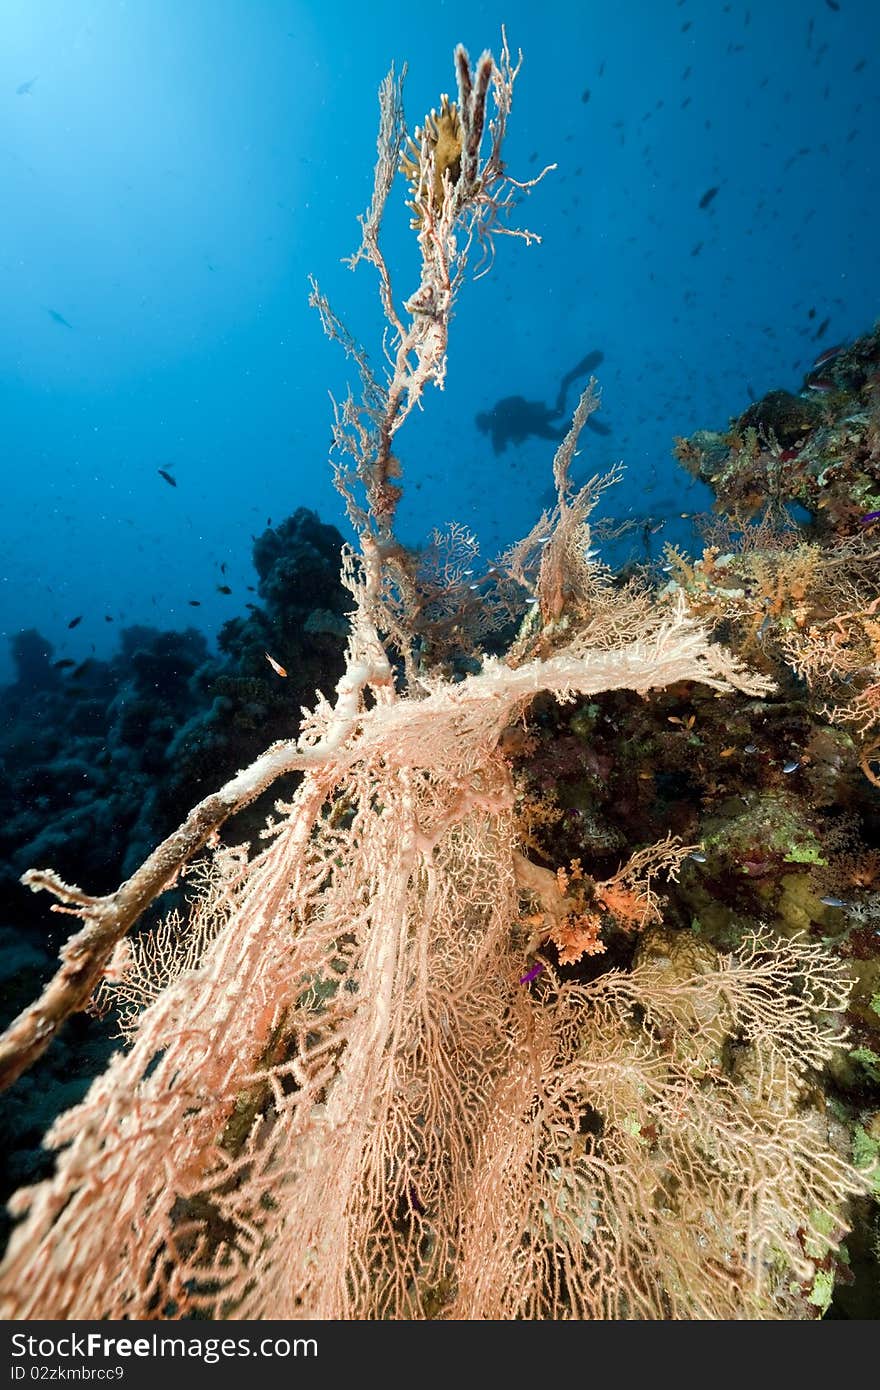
[553,350,604,415]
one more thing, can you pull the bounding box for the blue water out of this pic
[1,0,878,683]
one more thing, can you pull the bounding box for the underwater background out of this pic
[2,0,878,681]
[1,0,880,1317]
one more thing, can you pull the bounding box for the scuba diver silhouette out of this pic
[475,351,610,455]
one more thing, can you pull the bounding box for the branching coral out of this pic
[0,38,869,1323]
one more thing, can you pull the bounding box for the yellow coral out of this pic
[400,94,463,226]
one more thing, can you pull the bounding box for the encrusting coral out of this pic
[0,37,872,1320]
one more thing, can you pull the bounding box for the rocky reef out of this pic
[508,326,880,1316]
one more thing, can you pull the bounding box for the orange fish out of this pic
[264,651,287,678]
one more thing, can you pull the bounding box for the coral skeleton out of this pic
[0,38,869,1320]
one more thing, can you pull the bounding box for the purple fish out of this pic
[860,510,880,525]
[519,961,544,985]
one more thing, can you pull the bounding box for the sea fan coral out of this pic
[0,37,869,1323]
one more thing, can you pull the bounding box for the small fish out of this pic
[812,344,843,369]
[53,658,75,669]
[47,308,73,328]
[782,759,800,774]
[220,562,227,575]
[698,185,719,210]
[860,510,880,525]
[744,743,758,753]
[16,77,38,96]
[819,896,846,908]
[67,615,82,629]
[264,651,288,678]
[806,379,834,393]
[104,614,114,623]
[157,468,177,487]
[689,852,707,863]
[216,584,232,595]
[188,600,201,607]
[519,961,544,985]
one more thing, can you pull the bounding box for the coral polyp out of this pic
[401,93,463,225]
